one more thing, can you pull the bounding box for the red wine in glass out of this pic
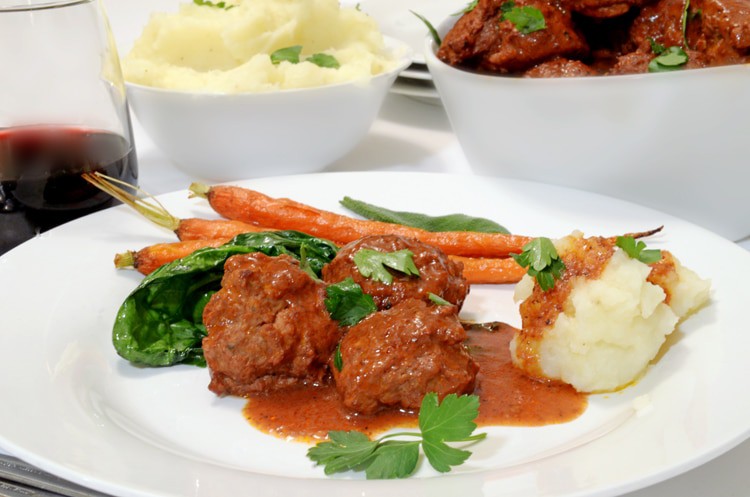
[0,125,138,254]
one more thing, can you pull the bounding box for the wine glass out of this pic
[0,0,138,253]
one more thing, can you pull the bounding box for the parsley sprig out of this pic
[307,393,486,479]
[325,277,377,326]
[616,236,662,264]
[500,1,546,35]
[511,237,565,291]
[270,46,340,69]
[354,249,420,285]
[193,0,234,9]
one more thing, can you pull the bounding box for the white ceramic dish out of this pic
[125,37,410,183]
[424,18,750,241]
[0,172,747,497]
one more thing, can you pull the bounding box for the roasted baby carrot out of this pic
[190,183,532,258]
[119,237,525,286]
[175,217,270,241]
[115,238,230,275]
[452,256,527,285]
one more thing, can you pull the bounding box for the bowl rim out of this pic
[125,35,413,97]
[423,14,750,83]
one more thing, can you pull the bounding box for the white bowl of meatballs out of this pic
[424,0,750,241]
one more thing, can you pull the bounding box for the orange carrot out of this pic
[114,238,229,275]
[190,183,532,258]
[118,238,525,285]
[452,256,526,285]
[175,218,270,241]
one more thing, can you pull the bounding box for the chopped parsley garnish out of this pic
[354,249,420,285]
[616,236,662,264]
[511,237,565,291]
[325,277,377,326]
[648,45,689,72]
[193,0,234,9]
[500,1,546,35]
[270,46,340,68]
[333,343,344,372]
[307,393,486,479]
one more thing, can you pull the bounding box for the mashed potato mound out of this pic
[511,233,710,393]
[123,0,402,92]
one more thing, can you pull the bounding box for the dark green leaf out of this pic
[511,237,565,291]
[353,249,420,285]
[411,10,441,46]
[365,441,420,479]
[307,431,379,475]
[649,38,666,55]
[113,231,337,367]
[270,45,302,65]
[333,343,344,372]
[419,393,482,442]
[325,277,377,326]
[616,236,662,264]
[422,439,472,473]
[500,2,546,35]
[306,53,340,69]
[340,196,509,234]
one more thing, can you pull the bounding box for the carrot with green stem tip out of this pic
[188,183,533,258]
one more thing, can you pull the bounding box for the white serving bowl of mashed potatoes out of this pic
[122,0,410,181]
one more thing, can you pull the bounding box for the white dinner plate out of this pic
[0,172,748,497]
[357,0,459,64]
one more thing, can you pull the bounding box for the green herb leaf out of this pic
[365,441,421,479]
[681,0,691,47]
[307,393,485,479]
[193,0,234,9]
[616,236,662,264]
[306,53,340,69]
[333,343,344,372]
[453,0,479,15]
[113,231,338,367]
[411,10,441,46]
[500,2,546,35]
[649,38,666,55]
[307,431,379,475]
[270,45,302,65]
[428,293,452,306]
[511,237,565,291]
[325,277,378,326]
[354,249,420,284]
[340,196,509,234]
[648,46,688,72]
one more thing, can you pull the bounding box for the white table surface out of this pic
[2,1,748,496]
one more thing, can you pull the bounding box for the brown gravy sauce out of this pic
[243,322,587,441]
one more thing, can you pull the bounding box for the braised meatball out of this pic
[524,56,599,76]
[321,234,469,310]
[332,299,478,414]
[438,0,588,73]
[202,253,341,396]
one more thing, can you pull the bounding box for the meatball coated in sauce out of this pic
[333,299,479,415]
[202,253,341,397]
[322,234,469,310]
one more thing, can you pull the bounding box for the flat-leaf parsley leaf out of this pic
[500,1,546,35]
[325,277,377,326]
[354,249,420,284]
[307,393,486,479]
[512,237,565,291]
[616,236,662,264]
